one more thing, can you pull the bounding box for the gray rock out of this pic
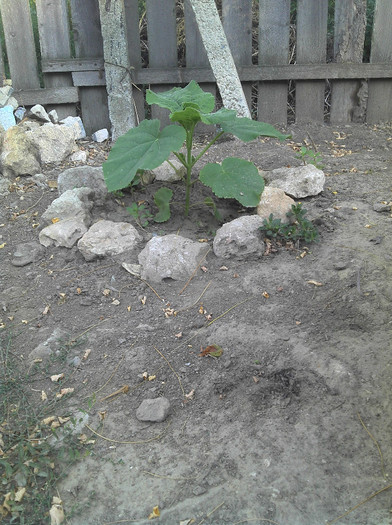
[136,397,171,422]
[57,166,108,205]
[29,328,68,360]
[14,107,26,122]
[68,150,87,163]
[0,85,13,106]
[0,105,16,130]
[373,202,391,213]
[29,104,50,122]
[39,219,88,248]
[0,126,40,177]
[264,164,325,198]
[48,110,59,124]
[41,188,94,226]
[0,178,10,195]
[28,123,76,164]
[257,186,295,222]
[60,116,86,139]
[11,241,45,267]
[153,158,185,182]
[7,97,18,110]
[213,215,265,258]
[78,220,142,261]
[91,128,109,142]
[138,234,210,282]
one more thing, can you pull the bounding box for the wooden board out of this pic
[35,0,75,118]
[222,0,252,111]
[258,0,290,124]
[70,0,110,134]
[129,62,392,85]
[330,0,366,123]
[0,0,40,90]
[15,87,79,106]
[124,0,145,124]
[184,0,216,133]
[367,0,392,123]
[295,0,328,123]
[146,0,177,125]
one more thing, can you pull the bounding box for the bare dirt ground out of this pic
[1,122,392,525]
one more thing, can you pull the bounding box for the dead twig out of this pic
[197,501,225,525]
[85,420,171,445]
[154,346,185,397]
[176,281,211,313]
[358,412,386,479]
[99,385,129,402]
[326,484,392,525]
[179,247,211,295]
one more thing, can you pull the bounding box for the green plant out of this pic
[103,81,289,220]
[260,203,319,244]
[126,201,154,227]
[295,146,324,169]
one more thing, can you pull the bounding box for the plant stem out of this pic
[184,126,195,217]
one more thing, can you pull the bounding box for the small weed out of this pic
[260,203,319,244]
[127,201,153,228]
[295,145,324,169]
[0,331,92,524]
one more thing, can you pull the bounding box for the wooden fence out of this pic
[0,0,392,135]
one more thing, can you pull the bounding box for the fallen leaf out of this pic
[262,291,270,298]
[127,305,132,312]
[200,265,208,272]
[103,289,111,296]
[50,502,65,525]
[198,238,208,243]
[199,344,223,357]
[51,218,60,224]
[364,224,372,228]
[50,373,64,382]
[141,296,147,305]
[7,316,14,321]
[58,416,70,424]
[42,416,57,426]
[51,420,61,429]
[175,332,183,339]
[21,319,28,324]
[219,265,228,271]
[307,280,323,287]
[295,321,302,325]
[42,305,50,315]
[111,299,120,306]
[148,506,160,520]
[164,307,175,317]
[56,387,74,399]
[98,411,107,421]
[83,349,91,360]
[14,487,26,502]
[0,243,6,249]
[253,376,260,383]
[198,305,206,315]
[41,390,48,401]
[205,313,212,320]
[47,180,58,189]
[185,389,195,400]
[76,287,82,294]
[233,273,239,278]
[142,372,148,380]
[148,375,156,381]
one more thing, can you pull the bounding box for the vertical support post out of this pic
[189,0,250,118]
[98,0,135,141]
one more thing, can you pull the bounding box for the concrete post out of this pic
[189,0,251,118]
[98,0,135,140]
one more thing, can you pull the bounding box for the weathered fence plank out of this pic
[223,0,252,111]
[124,0,145,123]
[184,0,215,132]
[70,0,110,134]
[35,0,75,118]
[146,0,177,125]
[258,0,290,124]
[16,87,79,106]
[0,0,40,90]
[98,0,135,140]
[296,0,328,122]
[367,0,392,123]
[330,0,367,123]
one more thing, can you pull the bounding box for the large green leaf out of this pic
[146,80,215,114]
[103,120,186,192]
[154,187,173,222]
[201,108,289,142]
[199,158,265,207]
